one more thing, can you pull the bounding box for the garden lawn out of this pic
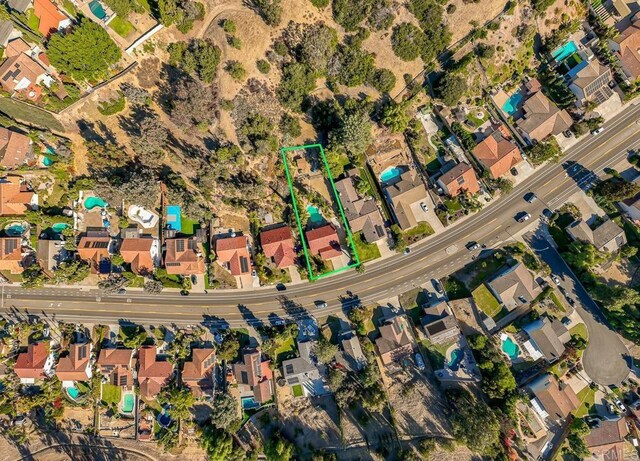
[274,336,296,366]
[155,268,182,288]
[444,276,471,299]
[292,384,304,397]
[0,98,64,131]
[101,383,121,406]
[444,199,462,212]
[353,231,380,262]
[472,285,502,318]
[109,16,135,37]
[399,287,429,325]
[26,10,40,34]
[421,339,452,370]
[569,322,588,341]
[549,290,566,312]
[180,217,199,235]
[575,386,596,418]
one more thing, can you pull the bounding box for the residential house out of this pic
[14,341,54,384]
[164,237,205,275]
[522,316,570,363]
[7,0,32,13]
[375,315,415,365]
[421,301,460,345]
[182,348,215,397]
[619,190,640,225]
[472,127,523,179]
[335,169,385,242]
[584,418,630,461]
[306,224,342,260]
[37,237,67,275]
[120,237,156,274]
[527,373,580,423]
[231,347,274,405]
[0,127,32,169]
[568,59,613,106]
[282,341,329,397]
[0,20,22,48]
[516,89,574,143]
[34,0,71,37]
[0,52,51,99]
[0,176,35,215]
[335,330,366,372]
[96,348,135,390]
[0,237,24,274]
[55,342,92,388]
[487,262,542,311]
[382,169,429,231]
[609,13,640,82]
[137,345,174,400]
[567,219,627,253]
[436,162,481,197]
[215,235,251,276]
[260,226,296,269]
[77,230,111,274]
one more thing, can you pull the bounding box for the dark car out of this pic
[466,241,480,251]
[180,290,190,296]
[516,212,531,223]
[567,297,575,306]
[276,283,286,291]
[432,279,444,294]
[524,192,537,203]
[542,208,553,219]
[314,300,328,309]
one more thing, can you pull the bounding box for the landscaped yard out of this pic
[101,383,121,406]
[109,16,135,37]
[443,276,471,300]
[466,108,488,127]
[155,268,182,288]
[0,98,64,131]
[274,336,296,366]
[353,231,380,262]
[26,10,40,34]
[575,385,596,418]
[444,199,462,212]
[399,287,429,325]
[291,384,304,397]
[404,222,434,243]
[180,217,199,235]
[471,285,502,317]
[549,290,566,312]
[569,322,588,341]
[420,339,453,370]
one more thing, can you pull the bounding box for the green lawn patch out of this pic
[569,322,588,341]
[549,290,566,313]
[472,284,502,317]
[180,217,199,236]
[426,157,442,174]
[26,9,40,34]
[353,231,380,262]
[291,384,304,397]
[574,386,596,418]
[101,383,121,406]
[404,222,434,243]
[62,0,77,15]
[421,339,453,370]
[3,271,22,283]
[466,108,487,127]
[109,16,135,37]
[466,254,508,289]
[399,287,429,325]
[274,336,296,366]
[0,98,64,131]
[155,268,182,288]
[444,199,462,212]
[444,276,471,300]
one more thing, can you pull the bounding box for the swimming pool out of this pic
[502,92,524,116]
[241,396,260,410]
[84,196,107,210]
[501,337,521,360]
[380,166,402,183]
[52,223,69,233]
[552,41,578,62]
[89,0,107,19]
[5,224,25,236]
[306,205,323,224]
[166,205,182,232]
[43,156,53,166]
[121,393,134,413]
[448,348,463,371]
[157,410,172,427]
[66,386,80,400]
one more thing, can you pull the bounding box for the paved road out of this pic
[526,232,630,385]
[1,103,640,332]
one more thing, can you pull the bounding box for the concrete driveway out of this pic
[526,231,630,385]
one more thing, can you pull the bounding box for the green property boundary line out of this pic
[280,144,361,280]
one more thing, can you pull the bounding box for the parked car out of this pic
[466,241,480,251]
[567,297,575,306]
[314,300,328,309]
[117,288,127,295]
[420,202,428,212]
[591,127,604,136]
[608,402,617,414]
[511,167,519,176]
[516,212,531,223]
[551,274,560,284]
[276,283,286,291]
[415,353,425,371]
[524,192,537,203]
[542,208,553,219]
[403,247,411,255]
[614,397,625,412]
[432,279,444,294]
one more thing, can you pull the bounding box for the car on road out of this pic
[608,402,617,414]
[551,274,560,284]
[276,283,286,291]
[180,290,189,296]
[314,300,328,309]
[432,279,444,294]
[591,127,604,135]
[510,167,519,176]
[117,288,127,295]
[516,212,531,223]
[524,192,537,203]
[566,297,575,306]
[614,397,625,412]
[415,353,425,371]
[403,247,411,255]
[466,241,479,251]
[420,202,428,212]
[542,208,553,219]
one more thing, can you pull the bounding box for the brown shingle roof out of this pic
[0,53,47,93]
[0,128,31,169]
[517,91,573,142]
[528,374,579,421]
[438,162,480,197]
[120,238,154,274]
[614,16,640,79]
[56,343,91,382]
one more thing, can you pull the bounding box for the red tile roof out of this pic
[15,342,50,379]
[56,343,91,382]
[437,163,480,197]
[306,224,341,260]
[260,226,296,268]
[216,235,251,276]
[34,0,67,36]
[182,348,215,397]
[164,238,205,275]
[0,176,34,216]
[137,346,173,400]
[0,128,31,169]
[120,238,154,274]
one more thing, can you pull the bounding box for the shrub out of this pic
[277,62,316,111]
[168,39,222,83]
[310,0,329,6]
[227,35,242,49]
[225,61,247,81]
[250,0,282,26]
[256,59,271,74]
[98,92,126,115]
[332,45,375,87]
[446,3,456,13]
[435,73,467,106]
[220,18,236,34]
[391,22,425,61]
[367,68,396,93]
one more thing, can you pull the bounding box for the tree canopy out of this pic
[48,20,121,82]
[435,73,467,107]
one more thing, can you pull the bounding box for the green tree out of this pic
[332,111,372,160]
[158,386,194,420]
[168,39,221,83]
[368,68,396,93]
[391,22,425,61]
[200,426,248,460]
[47,19,121,81]
[435,73,467,107]
[312,336,339,363]
[277,63,316,111]
[256,59,271,74]
[225,61,247,81]
[53,261,91,284]
[334,45,376,87]
[331,0,374,31]
[381,100,411,133]
[264,431,295,461]
[279,113,302,139]
[250,0,282,25]
[595,178,640,201]
[563,241,607,272]
[299,23,338,74]
[209,393,241,430]
[526,140,562,165]
[407,0,451,62]
[217,331,241,361]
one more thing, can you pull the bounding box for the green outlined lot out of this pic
[280,144,361,280]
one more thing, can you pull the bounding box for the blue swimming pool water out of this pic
[157,411,172,427]
[122,393,134,413]
[552,41,578,62]
[380,166,402,183]
[5,224,24,236]
[502,92,524,116]
[448,348,463,371]
[43,156,53,166]
[52,223,69,233]
[241,396,260,410]
[306,205,323,224]
[66,386,80,400]
[166,205,182,232]
[84,196,107,210]
[501,337,521,360]
[89,0,107,19]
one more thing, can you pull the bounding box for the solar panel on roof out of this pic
[78,345,87,360]
[92,241,109,249]
[4,239,16,255]
[240,257,249,273]
[176,240,185,252]
[165,262,181,267]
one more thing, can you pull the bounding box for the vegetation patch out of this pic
[0,98,64,131]
[109,16,135,37]
[472,285,502,318]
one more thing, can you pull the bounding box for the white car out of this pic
[614,397,625,412]
[591,127,604,135]
[551,274,560,284]
[415,353,425,371]
[517,212,531,223]
[420,202,428,212]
